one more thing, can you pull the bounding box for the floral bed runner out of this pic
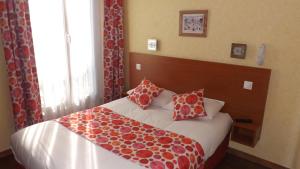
[56,106,205,169]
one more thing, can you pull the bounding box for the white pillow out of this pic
[203,98,225,119]
[126,89,176,107]
[152,89,176,107]
[126,89,134,95]
[163,97,225,120]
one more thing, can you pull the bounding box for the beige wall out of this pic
[0,40,14,152]
[126,0,300,168]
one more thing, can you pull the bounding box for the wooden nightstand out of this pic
[231,123,261,147]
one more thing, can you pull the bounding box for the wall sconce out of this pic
[257,44,266,65]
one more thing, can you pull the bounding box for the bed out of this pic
[10,53,271,169]
[11,97,232,169]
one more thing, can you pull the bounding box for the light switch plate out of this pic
[147,39,157,51]
[243,81,253,90]
[136,64,141,71]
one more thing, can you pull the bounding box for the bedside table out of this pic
[231,123,261,147]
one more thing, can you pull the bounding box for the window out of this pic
[29,0,102,120]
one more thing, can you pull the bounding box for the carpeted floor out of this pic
[216,153,270,169]
[0,154,17,169]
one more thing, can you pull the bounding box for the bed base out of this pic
[15,133,230,169]
[204,132,230,169]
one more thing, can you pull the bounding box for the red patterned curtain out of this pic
[0,0,43,130]
[103,0,125,103]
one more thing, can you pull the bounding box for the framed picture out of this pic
[179,10,208,37]
[231,43,247,59]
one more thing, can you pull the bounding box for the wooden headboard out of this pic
[129,52,271,125]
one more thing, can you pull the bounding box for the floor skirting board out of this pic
[0,149,12,158]
[227,148,289,169]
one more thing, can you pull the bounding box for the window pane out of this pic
[65,0,97,105]
[29,0,70,110]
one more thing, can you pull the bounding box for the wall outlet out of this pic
[136,64,141,71]
[243,81,253,90]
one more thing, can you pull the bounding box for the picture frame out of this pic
[231,43,247,59]
[179,10,208,37]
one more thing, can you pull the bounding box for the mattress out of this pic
[11,98,232,169]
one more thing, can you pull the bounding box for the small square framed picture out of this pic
[231,43,247,59]
[179,10,208,37]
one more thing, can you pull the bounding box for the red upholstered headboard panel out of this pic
[129,52,271,125]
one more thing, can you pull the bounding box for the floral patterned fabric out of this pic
[0,0,43,130]
[127,79,163,109]
[103,0,125,103]
[56,106,205,169]
[173,89,207,121]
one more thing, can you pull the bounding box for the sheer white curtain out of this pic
[29,0,103,120]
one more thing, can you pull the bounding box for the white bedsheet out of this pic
[11,98,232,169]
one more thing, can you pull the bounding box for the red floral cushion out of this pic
[172,89,207,121]
[127,79,163,109]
